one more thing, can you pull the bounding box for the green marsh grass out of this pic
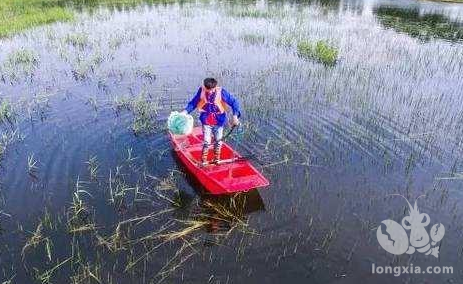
[297,39,338,65]
[0,0,73,37]
[0,0,183,37]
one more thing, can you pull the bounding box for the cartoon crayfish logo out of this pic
[376,195,445,258]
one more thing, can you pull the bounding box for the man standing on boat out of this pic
[181,78,241,166]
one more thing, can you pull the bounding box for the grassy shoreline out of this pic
[0,0,74,38]
[0,0,173,38]
[1,0,462,38]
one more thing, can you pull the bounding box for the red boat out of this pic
[169,127,270,195]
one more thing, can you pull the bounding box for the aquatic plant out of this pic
[228,7,283,18]
[86,156,99,180]
[2,49,39,81]
[296,39,338,65]
[240,33,266,45]
[1,1,463,283]
[5,49,39,67]
[65,32,90,49]
[276,34,293,48]
[131,93,160,135]
[24,93,52,122]
[0,100,15,124]
[135,66,156,81]
[67,178,95,234]
[27,154,38,173]
[0,129,20,163]
[374,6,463,42]
[71,61,92,81]
[112,95,132,113]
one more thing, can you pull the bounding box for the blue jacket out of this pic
[185,87,241,127]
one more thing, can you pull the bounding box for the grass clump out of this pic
[65,32,90,49]
[297,39,338,65]
[3,49,39,81]
[0,129,20,163]
[6,49,39,67]
[229,7,283,19]
[0,100,15,124]
[230,9,272,18]
[240,33,266,45]
[276,34,293,48]
[0,0,74,38]
[135,66,156,81]
[131,93,159,135]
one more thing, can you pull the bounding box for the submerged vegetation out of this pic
[375,6,463,41]
[296,39,339,65]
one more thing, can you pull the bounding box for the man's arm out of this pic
[221,89,241,117]
[221,88,241,125]
[183,87,202,114]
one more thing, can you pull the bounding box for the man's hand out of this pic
[231,115,240,126]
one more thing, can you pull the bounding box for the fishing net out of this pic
[167,111,194,135]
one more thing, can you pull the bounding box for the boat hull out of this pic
[169,127,270,195]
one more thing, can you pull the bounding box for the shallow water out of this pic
[1,0,463,283]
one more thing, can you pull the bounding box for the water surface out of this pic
[1,0,463,283]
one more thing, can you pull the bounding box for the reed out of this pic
[86,156,99,180]
[27,154,38,173]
